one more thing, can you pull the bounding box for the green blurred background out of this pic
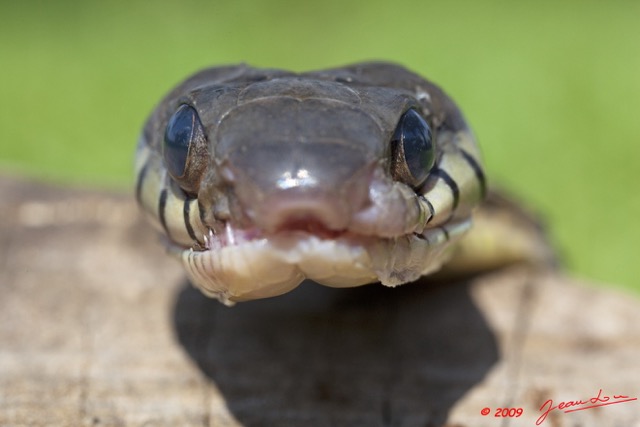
[1,0,638,293]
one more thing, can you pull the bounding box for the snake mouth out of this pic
[157,164,471,305]
[198,218,349,251]
[166,223,378,305]
[165,218,470,306]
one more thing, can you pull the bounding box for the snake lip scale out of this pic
[136,62,485,305]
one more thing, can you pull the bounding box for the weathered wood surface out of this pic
[0,176,638,427]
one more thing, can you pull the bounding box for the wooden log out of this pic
[0,176,638,426]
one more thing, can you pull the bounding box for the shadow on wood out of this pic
[173,278,499,426]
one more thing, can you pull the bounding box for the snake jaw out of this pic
[165,208,471,305]
[172,229,376,305]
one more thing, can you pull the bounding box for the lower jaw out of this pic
[168,225,467,305]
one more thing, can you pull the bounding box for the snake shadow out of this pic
[173,277,498,427]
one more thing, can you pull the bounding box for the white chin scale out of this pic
[174,220,470,306]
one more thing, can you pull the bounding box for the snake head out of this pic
[135,63,485,305]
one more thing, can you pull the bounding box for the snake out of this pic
[135,62,487,305]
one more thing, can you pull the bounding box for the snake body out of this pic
[135,63,485,305]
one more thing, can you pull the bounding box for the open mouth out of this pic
[166,223,377,305]
[166,218,469,306]
[197,218,349,252]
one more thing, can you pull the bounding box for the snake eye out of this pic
[164,105,199,178]
[163,104,208,193]
[390,109,435,188]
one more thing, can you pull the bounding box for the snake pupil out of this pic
[390,108,435,188]
[164,104,199,179]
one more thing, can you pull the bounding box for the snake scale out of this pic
[135,62,488,305]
